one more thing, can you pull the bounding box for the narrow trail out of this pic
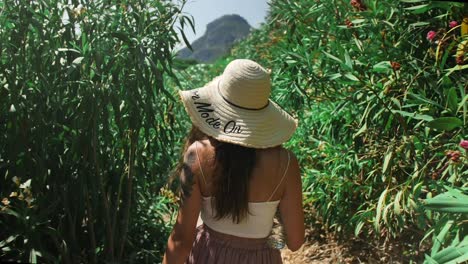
[274,213,425,264]
[279,228,417,264]
[280,228,376,264]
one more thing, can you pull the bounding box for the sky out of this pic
[176,0,270,48]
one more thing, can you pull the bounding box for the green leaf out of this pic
[178,27,193,51]
[446,88,458,113]
[458,95,468,112]
[351,19,366,24]
[426,117,463,131]
[448,251,468,264]
[390,97,401,109]
[30,249,38,264]
[344,51,352,70]
[322,51,343,64]
[400,0,427,3]
[328,73,342,80]
[432,220,454,255]
[445,186,468,199]
[445,64,468,77]
[382,202,393,225]
[0,235,18,248]
[459,235,468,247]
[432,246,468,263]
[404,4,431,14]
[408,93,443,109]
[424,254,438,264]
[421,229,434,248]
[410,21,430,27]
[182,14,196,34]
[353,38,363,52]
[424,202,468,212]
[1,208,20,218]
[394,190,403,214]
[392,110,434,121]
[355,221,365,236]
[353,122,367,138]
[375,188,389,232]
[373,61,391,73]
[382,149,392,174]
[71,57,84,66]
[344,73,360,82]
[66,56,84,76]
[57,48,81,54]
[424,192,468,212]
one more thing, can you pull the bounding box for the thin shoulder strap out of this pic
[194,141,208,186]
[267,150,291,202]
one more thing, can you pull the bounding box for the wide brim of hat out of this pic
[179,80,298,149]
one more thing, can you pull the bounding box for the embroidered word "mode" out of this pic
[194,102,221,129]
[191,90,243,134]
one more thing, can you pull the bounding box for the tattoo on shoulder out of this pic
[180,150,196,203]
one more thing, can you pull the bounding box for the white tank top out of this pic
[200,197,281,238]
[195,143,290,238]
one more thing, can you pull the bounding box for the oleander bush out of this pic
[237,0,468,261]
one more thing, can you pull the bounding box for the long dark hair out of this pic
[172,125,257,223]
[212,141,256,223]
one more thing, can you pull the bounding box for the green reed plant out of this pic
[0,0,194,263]
[422,186,468,264]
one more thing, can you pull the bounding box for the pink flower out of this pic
[426,31,436,41]
[460,140,468,150]
[449,21,458,28]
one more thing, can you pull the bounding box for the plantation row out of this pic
[1,0,467,263]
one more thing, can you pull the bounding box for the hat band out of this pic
[217,81,269,111]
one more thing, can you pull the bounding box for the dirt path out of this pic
[276,218,425,263]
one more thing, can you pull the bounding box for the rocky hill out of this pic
[177,14,251,63]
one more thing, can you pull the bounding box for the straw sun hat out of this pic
[179,59,298,149]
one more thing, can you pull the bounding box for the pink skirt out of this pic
[185,224,283,264]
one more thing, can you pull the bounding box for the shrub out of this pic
[233,0,467,244]
[0,0,193,263]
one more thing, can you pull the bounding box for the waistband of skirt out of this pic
[199,224,271,248]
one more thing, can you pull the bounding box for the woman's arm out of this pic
[163,144,202,264]
[279,150,305,251]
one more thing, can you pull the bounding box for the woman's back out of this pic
[193,138,304,249]
[195,138,291,203]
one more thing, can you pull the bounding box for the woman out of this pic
[163,59,304,264]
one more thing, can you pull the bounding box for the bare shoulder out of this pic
[278,147,300,181]
[259,146,298,164]
[279,146,296,156]
[187,139,214,159]
[181,140,213,180]
[283,147,299,165]
[185,139,217,175]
